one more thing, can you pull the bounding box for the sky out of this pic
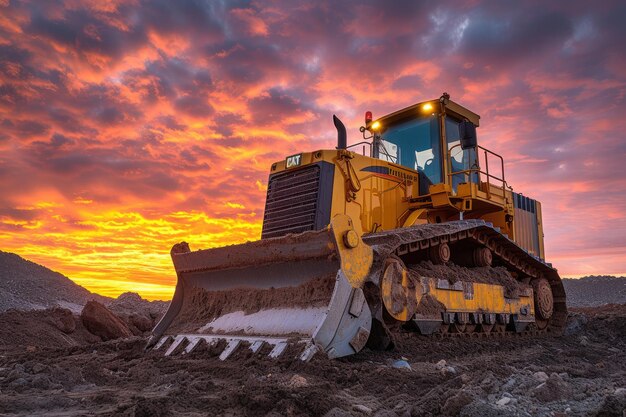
[1,0,625,300]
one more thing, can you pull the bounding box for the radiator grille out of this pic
[261,165,321,239]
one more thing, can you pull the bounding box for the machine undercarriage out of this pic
[149,218,567,361]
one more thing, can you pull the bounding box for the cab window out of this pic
[445,116,478,191]
[378,115,442,184]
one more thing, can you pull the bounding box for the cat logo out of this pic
[286,153,302,168]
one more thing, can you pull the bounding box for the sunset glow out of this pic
[1,1,625,299]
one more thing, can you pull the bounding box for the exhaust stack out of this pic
[333,115,347,150]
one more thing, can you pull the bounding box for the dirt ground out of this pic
[0,305,624,417]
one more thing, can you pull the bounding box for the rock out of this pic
[392,401,407,413]
[441,391,473,415]
[353,404,372,414]
[80,301,132,341]
[31,363,47,374]
[564,314,587,335]
[502,378,516,390]
[496,397,511,406]
[435,359,455,375]
[129,313,153,332]
[579,336,589,346]
[30,374,51,389]
[480,372,497,394]
[287,374,308,388]
[595,394,626,416]
[533,371,549,382]
[9,377,28,392]
[391,360,412,371]
[534,373,572,402]
[47,308,76,334]
[615,387,626,396]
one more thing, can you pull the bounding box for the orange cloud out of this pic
[0,0,624,301]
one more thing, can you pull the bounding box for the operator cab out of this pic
[368,95,480,194]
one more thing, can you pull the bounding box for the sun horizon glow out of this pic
[1,1,624,300]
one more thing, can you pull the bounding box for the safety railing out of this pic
[447,144,507,200]
[347,141,397,164]
[346,141,372,157]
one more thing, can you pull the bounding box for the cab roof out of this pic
[375,97,481,127]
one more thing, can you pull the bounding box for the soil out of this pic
[168,273,336,334]
[1,304,624,416]
[407,261,527,299]
[0,308,101,350]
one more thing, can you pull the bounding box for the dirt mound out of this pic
[0,250,110,313]
[0,299,155,353]
[0,251,168,339]
[107,292,168,335]
[0,308,100,351]
[81,301,133,341]
[0,304,624,416]
[108,292,168,315]
[562,275,626,307]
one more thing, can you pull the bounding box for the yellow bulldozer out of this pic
[148,93,567,360]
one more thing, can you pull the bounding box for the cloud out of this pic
[0,0,624,298]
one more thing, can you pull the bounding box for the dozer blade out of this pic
[148,214,374,360]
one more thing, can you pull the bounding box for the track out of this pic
[362,220,568,339]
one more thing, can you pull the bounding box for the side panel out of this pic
[349,157,416,232]
[536,201,546,259]
[512,192,543,259]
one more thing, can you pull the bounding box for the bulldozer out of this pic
[148,93,567,360]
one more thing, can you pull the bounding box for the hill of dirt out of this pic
[562,275,626,307]
[0,250,110,312]
[0,251,168,351]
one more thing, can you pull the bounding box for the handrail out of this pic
[346,141,372,157]
[447,144,507,200]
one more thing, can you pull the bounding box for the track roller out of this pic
[429,242,450,264]
[532,278,554,330]
[473,246,492,267]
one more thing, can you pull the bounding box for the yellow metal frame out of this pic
[416,278,534,316]
[268,96,546,259]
